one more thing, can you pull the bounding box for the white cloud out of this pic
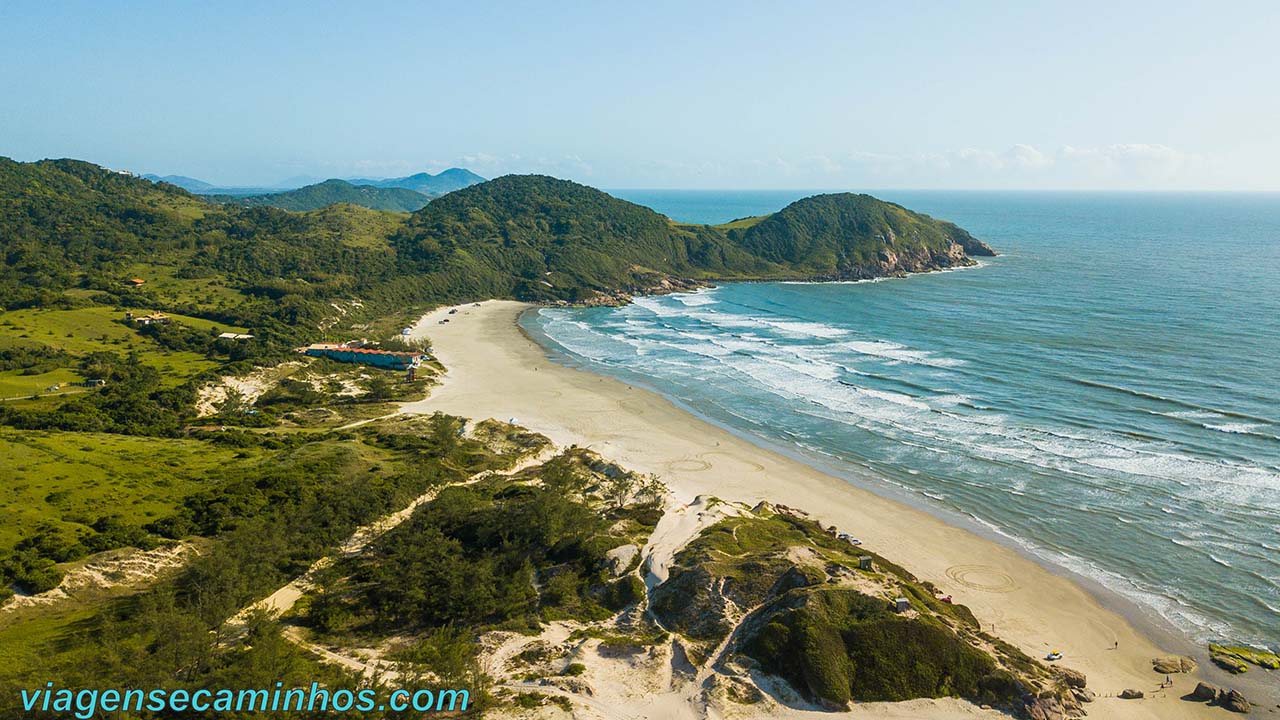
[1006,143,1051,169]
[755,143,1215,189]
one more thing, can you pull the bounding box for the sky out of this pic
[2,1,1279,190]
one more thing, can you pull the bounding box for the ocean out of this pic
[524,189,1280,652]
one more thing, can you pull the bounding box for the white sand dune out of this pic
[400,300,1224,720]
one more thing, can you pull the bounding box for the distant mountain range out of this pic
[140,174,221,193]
[208,179,437,213]
[142,168,487,211]
[350,168,487,196]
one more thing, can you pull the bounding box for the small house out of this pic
[135,312,171,326]
[126,278,146,286]
[858,556,874,571]
[298,341,428,371]
[894,597,910,613]
[217,332,254,340]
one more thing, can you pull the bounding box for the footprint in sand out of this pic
[945,564,1019,593]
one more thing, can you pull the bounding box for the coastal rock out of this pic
[1210,643,1280,670]
[1119,688,1144,699]
[1190,682,1219,701]
[956,233,998,257]
[1217,688,1250,714]
[604,544,639,576]
[1211,652,1250,674]
[1071,688,1095,703]
[1023,695,1067,720]
[1055,666,1087,689]
[1152,655,1197,674]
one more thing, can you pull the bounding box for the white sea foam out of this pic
[535,293,1280,647]
[670,290,718,307]
[841,340,965,368]
[1204,422,1278,439]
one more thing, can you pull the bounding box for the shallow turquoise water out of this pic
[530,191,1280,649]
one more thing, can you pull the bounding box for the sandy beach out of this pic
[402,300,1229,720]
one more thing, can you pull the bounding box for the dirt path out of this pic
[228,445,556,649]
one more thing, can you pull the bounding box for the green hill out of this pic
[394,174,780,302]
[0,159,993,332]
[728,193,995,280]
[210,179,434,212]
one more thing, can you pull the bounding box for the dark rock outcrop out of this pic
[1055,667,1087,689]
[1119,688,1144,699]
[1211,652,1250,674]
[1190,682,1219,701]
[1023,695,1067,720]
[1217,688,1251,714]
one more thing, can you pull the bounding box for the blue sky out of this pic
[2,1,1278,189]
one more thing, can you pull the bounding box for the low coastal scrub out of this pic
[303,448,664,638]
[743,588,1007,706]
[0,414,531,696]
[651,509,1065,715]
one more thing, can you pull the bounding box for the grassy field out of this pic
[0,305,250,398]
[120,263,247,308]
[0,305,247,353]
[0,368,83,400]
[0,603,97,672]
[0,428,265,549]
[713,215,768,231]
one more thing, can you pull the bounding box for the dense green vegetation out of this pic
[304,448,661,637]
[211,179,435,213]
[2,157,992,326]
[651,510,1044,712]
[729,193,994,279]
[395,175,781,302]
[0,413,524,716]
[745,588,1006,706]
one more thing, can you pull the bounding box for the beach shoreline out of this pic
[516,308,1258,677]
[402,300,1242,719]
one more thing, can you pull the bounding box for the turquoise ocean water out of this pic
[525,190,1280,651]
